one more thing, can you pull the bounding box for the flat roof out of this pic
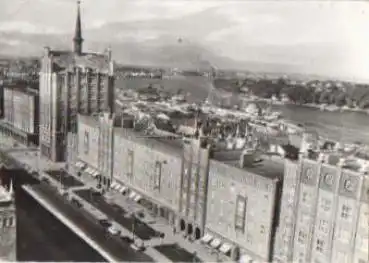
[114,127,183,157]
[78,113,184,156]
[212,151,284,181]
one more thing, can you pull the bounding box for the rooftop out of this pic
[114,127,183,157]
[212,150,284,181]
[49,50,111,73]
[78,113,183,157]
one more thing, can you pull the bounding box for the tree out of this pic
[319,92,330,104]
[335,92,347,107]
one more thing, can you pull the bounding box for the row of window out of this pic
[235,195,247,233]
[301,192,354,221]
[0,217,15,228]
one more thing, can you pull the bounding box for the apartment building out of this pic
[39,1,114,162]
[204,149,283,263]
[70,112,185,226]
[0,83,39,146]
[112,127,183,226]
[273,152,369,263]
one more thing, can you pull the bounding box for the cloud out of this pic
[0,0,368,80]
[0,21,63,34]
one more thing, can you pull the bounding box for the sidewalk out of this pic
[69,171,222,262]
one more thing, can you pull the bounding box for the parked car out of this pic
[120,235,134,244]
[70,198,83,208]
[136,211,145,218]
[40,177,51,185]
[130,243,145,252]
[98,219,112,228]
[107,223,120,236]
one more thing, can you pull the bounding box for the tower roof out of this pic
[73,0,83,54]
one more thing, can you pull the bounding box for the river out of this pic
[272,104,369,145]
[117,78,369,145]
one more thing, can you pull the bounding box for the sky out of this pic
[0,0,368,81]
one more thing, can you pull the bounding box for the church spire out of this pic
[73,0,83,55]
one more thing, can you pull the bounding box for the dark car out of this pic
[136,211,145,218]
[41,177,51,185]
[120,235,134,244]
[98,219,112,228]
[70,198,83,208]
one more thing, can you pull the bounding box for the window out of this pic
[127,150,134,177]
[154,161,162,191]
[302,192,309,203]
[8,217,13,227]
[260,225,266,234]
[84,131,89,154]
[320,198,331,212]
[246,233,253,244]
[341,205,351,219]
[298,252,305,263]
[234,195,247,233]
[2,218,7,228]
[298,230,307,244]
[318,219,329,234]
[316,239,325,253]
[305,168,313,180]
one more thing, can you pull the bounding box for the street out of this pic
[29,182,154,262]
[0,159,154,262]
[74,188,161,240]
[17,183,107,262]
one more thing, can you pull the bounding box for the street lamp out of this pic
[59,173,65,193]
[131,215,136,243]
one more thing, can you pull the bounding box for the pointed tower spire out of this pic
[73,0,83,55]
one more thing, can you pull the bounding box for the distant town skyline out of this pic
[0,0,368,82]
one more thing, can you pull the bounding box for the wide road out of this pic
[17,183,107,262]
[75,189,160,240]
[22,182,154,262]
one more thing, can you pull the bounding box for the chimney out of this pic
[239,149,255,168]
